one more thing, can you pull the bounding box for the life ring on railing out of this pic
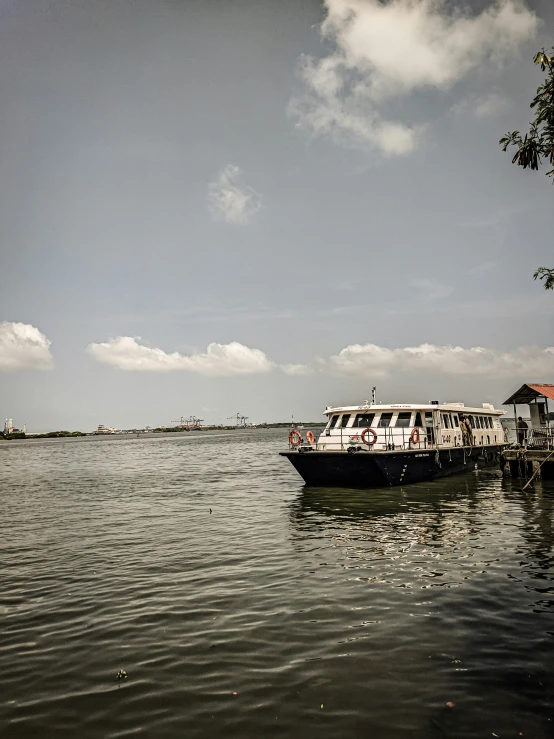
[361,428,378,446]
[289,429,303,446]
[306,430,315,444]
[410,428,420,444]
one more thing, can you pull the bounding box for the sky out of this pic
[0,0,553,431]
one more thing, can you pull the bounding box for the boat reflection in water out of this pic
[288,474,554,610]
[285,475,554,738]
[287,476,492,590]
[289,478,483,531]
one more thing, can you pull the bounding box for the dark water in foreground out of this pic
[1,430,553,739]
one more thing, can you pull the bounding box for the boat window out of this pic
[424,412,434,425]
[340,414,351,428]
[488,417,493,428]
[468,416,474,428]
[378,412,393,427]
[395,412,412,427]
[475,416,481,428]
[453,415,459,426]
[353,413,375,428]
[328,415,339,429]
[414,412,423,427]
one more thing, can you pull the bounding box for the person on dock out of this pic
[517,417,528,447]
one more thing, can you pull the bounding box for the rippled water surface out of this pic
[1,430,554,738]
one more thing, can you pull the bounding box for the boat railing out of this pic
[288,423,509,452]
[289,426,433,451]
[347,425,432,451]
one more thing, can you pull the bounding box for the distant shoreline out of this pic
[1,424,326,441]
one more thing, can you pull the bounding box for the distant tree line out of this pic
[0,430,86,440]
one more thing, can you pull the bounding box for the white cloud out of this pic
[452,91,511,118]
[330,343,554,379]
[86,337,274,376]
[330,343,398,378]
[208,164,262,225]
[473,92,510,118]
[289,0,537,154]
[411,278,454,300]
[0,322,54,371]
[468,261,497,276]
[281,363,314,376]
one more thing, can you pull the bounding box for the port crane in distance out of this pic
[172,415,204,429]
[227,413,249,427]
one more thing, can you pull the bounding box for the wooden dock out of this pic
[502,448,554,480]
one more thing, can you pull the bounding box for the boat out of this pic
[94,424,117,435]
[280,401,507,488]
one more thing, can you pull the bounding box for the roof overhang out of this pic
[503,384,554,405]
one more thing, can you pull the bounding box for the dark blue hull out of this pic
[280,445,503,488]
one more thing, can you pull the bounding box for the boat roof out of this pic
[324,403,505,416]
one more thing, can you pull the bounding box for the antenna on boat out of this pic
[372,387,376,404]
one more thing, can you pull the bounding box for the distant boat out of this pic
[94,425,117,435]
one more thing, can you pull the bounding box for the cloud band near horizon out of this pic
[2,323,552,381]
[86,334,554,380]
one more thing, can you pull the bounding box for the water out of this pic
[1,429,553,738]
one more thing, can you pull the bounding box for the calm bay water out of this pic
[1,429,553,738]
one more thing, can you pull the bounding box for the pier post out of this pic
[531,461,542,481]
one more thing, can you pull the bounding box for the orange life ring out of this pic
[306,430,315,444]
[410,428,420,444]
[289,429,302,446]
[361,428,378,446]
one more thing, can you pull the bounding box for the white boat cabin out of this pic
[315,403,506,451]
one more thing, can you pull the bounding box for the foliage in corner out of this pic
[533,267,554,290]
[500,48,554,290]
[500,48,554,177]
